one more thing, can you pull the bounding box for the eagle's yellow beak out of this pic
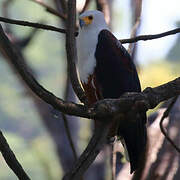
[79,16,93,28]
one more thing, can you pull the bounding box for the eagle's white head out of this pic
[79,10,108,32]
[77,10,109,83]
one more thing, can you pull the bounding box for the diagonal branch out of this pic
[63,122,110,180]
[0,130,30,180]
[62,113,78,160]
[53,0,67,15]
[80,0,91,13]
[30,0,67,20]
[159,96,180,153]
[19,30,39,48]
[0,24,86,118]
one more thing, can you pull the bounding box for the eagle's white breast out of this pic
[77,28,98,83]
[77,11,109,83]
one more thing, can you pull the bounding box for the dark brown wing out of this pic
[95,29,141,99]
[95,29,147,173]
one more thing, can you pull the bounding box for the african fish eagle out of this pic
[77,10,147,173]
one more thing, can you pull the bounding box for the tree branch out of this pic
[0,24,87,118]
[120,27,180,44]
[62,113,78,160]
[2,0,12,33]
[53,0,67,15]
[30,0,67,20]
[128,0,142,53]
[63,122,110,180]
[96,0,111,25]
[0,16,67,34]
[80,0,91,13]
[0,16,179,43]
[0,21,180,179]
[160,96,180,153]
[53,0,80,172]
[0,23,180,120]
[0,130,30,180]
[0,2,180,179]
[66,0,88,104]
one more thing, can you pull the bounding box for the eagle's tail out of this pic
[118,113,147,174]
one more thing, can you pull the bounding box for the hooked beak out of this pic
[79,19,85,28]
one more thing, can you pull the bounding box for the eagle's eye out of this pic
[88,15,93,20]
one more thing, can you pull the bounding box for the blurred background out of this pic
[0,0,179,179]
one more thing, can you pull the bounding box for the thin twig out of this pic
[66,0,87,104]
[96,0,111,24]
[159,96,180,153]
[80,0,91,13]
[62,73,78,161]
[2,0,11,17]
[128,0,142,53]
[62,113,78,160]
[0,130,30,180]
[120,28,180,44]
[0,16,67,34]
[30,0,67,20]
[2,0,11,32]
[53,0,67,15]
[16,27,39,49]
[63,122,110,180]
